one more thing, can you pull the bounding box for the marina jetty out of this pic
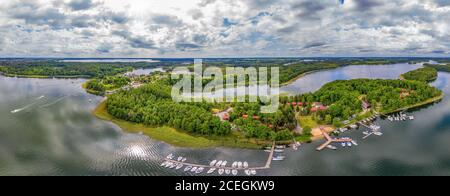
[161,142,277,176]
[316,128,353,151]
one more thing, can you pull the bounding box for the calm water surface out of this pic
[1,63,450,176]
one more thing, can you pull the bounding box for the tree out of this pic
[303,126,312,136]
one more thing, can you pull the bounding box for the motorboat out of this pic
[207,168,216,174]
[215,160,223,167]
[184,166,193,172]
[237,162,243,168]
[232,162,237,168]
[225,169,231,175]
[251,170,257,175]
[176,164,184,170]
[181,158,187,162]
[166,154,174,159]
[232,170,238,176]
[327,145,337,150]
[221,161,228,167]
[341,142,346,147]
[243,162,249,169]
[272,157,284,161]
[245,170,251,176]
[218,169,224,175]
[210,160,217,167]
[191,167,198,172]
[161,161,167,167]
[195,167,204,174]
[177,157,183,162]
[347,142,352,147]
[351,140,358,146]
[374,132,383,136]
[274,149,284,153]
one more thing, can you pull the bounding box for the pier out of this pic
[164,142,276,171]
[316,128,353,151]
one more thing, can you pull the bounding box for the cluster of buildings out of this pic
[286,102,328,112]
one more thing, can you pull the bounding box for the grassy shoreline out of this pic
[93,101,267,149]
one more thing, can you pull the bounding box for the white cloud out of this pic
[0,0,449,57]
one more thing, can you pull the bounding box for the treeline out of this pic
[425,63,450,72]
[0,61,158,78]
[106,81,232,136]
[401,67,438,82]
[282,79,442,126]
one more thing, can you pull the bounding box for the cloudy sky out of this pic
[0,0,449,58]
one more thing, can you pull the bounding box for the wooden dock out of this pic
[316,129,352,151]
[164,142,276,171]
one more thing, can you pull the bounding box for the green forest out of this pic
[425,63,450,72]
[85,76,131,94]
[107,78,233,136]
[401,67,438,82]
[0,61,155,78]
[282,79,442,127]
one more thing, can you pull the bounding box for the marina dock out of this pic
[164,142,276,171]
[316,129,353,151]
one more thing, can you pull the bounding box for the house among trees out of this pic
[362,101,371,111]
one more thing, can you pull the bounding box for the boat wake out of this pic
[39,95,70,108]
[10,95,46,114]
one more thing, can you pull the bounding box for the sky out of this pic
[0,0,449,58]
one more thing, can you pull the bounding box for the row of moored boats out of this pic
[387,113,414,122]
[161,154,257,176]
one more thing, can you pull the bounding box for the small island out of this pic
[401,67,438,82]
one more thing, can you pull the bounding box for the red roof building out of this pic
[243,115,249,119]
[292,102,297,106]
[253,115,260,120]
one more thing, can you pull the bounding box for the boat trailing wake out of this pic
[10,95,46,114]
[39,95,70,108]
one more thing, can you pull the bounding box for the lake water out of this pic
[124,68,165,76]
[1,63,450,176]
